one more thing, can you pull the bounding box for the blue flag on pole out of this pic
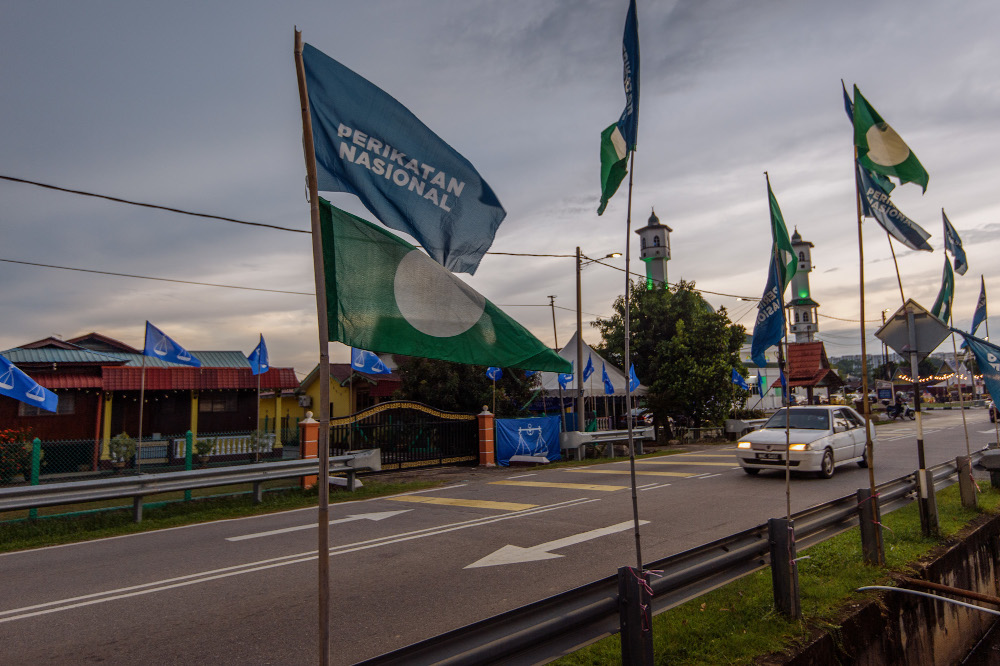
[972,276,988,336]
[602,363,615,396]
[525,370,538,378]
[302,44,506,275]
[731,368,749,391]
[780,370,788,396]
[351,347,391,375]
[757,373,767,397]
[957,332,1000,402]
[0,354,58,413]
[618,0,640,152]
[144,322,201,367]
[629,364,640,392]
[558,362,573,390]
[486,366,503,381]
[248,335,269,375]
[583,354,595,382]
[943,210,968,276]
[750,253,785,367]
[858,164,933,252]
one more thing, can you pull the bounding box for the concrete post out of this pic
[300,412,319,489]
[184,431,193,502]
[478,407,495,467]
[957,455,977,509]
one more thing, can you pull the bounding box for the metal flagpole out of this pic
[137,354,146,474]
[549,296,567,432]
[623,152,642,571]
[294,29,333,666]
[256,370,262,462]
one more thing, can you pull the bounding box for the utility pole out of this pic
[549,295,568,432]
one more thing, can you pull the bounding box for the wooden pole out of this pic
[137,353,146,474]
[294,29,332,666]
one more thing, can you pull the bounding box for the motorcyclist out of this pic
[888,393,905,418]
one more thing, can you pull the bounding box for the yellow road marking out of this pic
[568,469,696,478]
[490,480,626,492]
[387,496,536,511]
[636,460,737,467]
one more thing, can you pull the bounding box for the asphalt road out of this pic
[1,409,995,665]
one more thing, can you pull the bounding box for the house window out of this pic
[653,235,660,247]
[803,312,810,323]
[799,251,805,261]
[19,393,75,416]
[640,237,646,249]
[199,394,238,412]
[795,311,800,323]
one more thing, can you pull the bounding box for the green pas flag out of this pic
[320,198,571,372]
[766,176,797,291]
[931,255,955,323]
[597,123,629,215]
[852,84,929,193]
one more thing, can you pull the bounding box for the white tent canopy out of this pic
[538,331,648,397]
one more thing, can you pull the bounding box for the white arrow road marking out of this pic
[465,519,650,569]
[227,510,412,542]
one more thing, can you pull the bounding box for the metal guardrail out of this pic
[0,449,381,517]
[361,453,980,666]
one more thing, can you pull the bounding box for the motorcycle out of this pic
[886,403,915,421]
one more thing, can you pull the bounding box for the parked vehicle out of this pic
[735,406,873,478]
[885,403,915,421]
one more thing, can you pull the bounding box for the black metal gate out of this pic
[329,401,478,470]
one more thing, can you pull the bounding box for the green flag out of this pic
[931,256,955,323]
[852,84,929,193]
[766,176,797,291]
[598,124,629,215]
[320,198,571,372]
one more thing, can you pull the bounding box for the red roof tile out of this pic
[35,372,104,389]
[102,366,299,391]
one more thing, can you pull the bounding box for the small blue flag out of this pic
[248,335,269,375]
[629,364,640,392]
[0,354,59,413]
[144,322,201,367]
[731,368,749,391]
[757,373,767,396]
[602,363,615,396]
[750,252,786,367]
[972,276,988,336]
[303,44,506,275]
[943,210,968,276]
[558,362,573,390]
[583,354,595,382]
[780,369,788,396]
[486,366,503,381]
[351,347,391,375]
[957,332,1000,403]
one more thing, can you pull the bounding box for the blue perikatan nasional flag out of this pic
[858,163,933,252]
[602,363,615,396]
[780,370,788,396]
[144,322,201,367]
[943,210,968,276]
[486,366,503,381]
[731,368,749,391]
[750,252,785,367]
[628,364,640,392]
[351,347,392,375]
[248,335,270,375]
[583,354,595,382]
[0,354,58,412]
[303,44,506,275]
[558,362,573,390]
[957,332,1000,403]
[972,276,988,336]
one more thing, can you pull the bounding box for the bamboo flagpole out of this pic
[293,28,333,666]
[623,152,643,571]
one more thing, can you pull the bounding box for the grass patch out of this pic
[555,483,1000,665]
[0,478,443,553]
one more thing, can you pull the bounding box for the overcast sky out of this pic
[4,0,1000,377]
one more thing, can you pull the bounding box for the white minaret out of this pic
[635,209,671,289]
[787,227,819,343]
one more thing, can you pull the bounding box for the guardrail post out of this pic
[478,407,495,467]
[916,469,940,538]
[767,518,801,618]
[29,438,41,520]
[856,488,884,566]
[618,566,653,665]
[956,456,977,508]
[184,430,193,502]
[299,412,319,489]
[252,481,263,504]
[133,496,143,523]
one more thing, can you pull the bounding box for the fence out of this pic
[329,401,479,470]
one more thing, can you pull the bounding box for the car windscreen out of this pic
[763,408,830,430]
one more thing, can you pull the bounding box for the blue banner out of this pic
[858,164,932,252]
[558,361,573,390]
[583,354,595,382]
[750,253,785,367]
[617,0,640,150]
[303,44,506,275]
[957,332,1000,402]
[943,211,968,276]
[144,322,201,367]
[731,368,749,391]
[629,364,640,392]
[602,363,615,395]
[248,334,269,375]
[351,347,391,375]
[0,354,58,413]
[495,415,561,466]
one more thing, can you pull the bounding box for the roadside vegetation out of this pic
[554,483,1000,665]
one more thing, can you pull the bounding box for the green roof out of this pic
[2,348,250,369]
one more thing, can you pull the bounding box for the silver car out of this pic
[735,406,874,478]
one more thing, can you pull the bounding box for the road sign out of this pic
[875,299,950,362]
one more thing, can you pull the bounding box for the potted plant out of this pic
[194,438,215,467]
[108,433,136,471]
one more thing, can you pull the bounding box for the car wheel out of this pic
[743,467,760,476]
[857,446,869,468]
[817,449,835,479]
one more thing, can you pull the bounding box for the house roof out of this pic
[102,366,299,391]
[1,347,130,366]
[299,360,401,393]
[67,332,141,354]
[33,372,105,389]
[776,342,845,389]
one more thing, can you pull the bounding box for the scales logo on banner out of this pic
[495,415,561,466]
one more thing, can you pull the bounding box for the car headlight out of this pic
[737,442,751,449]
[789,444,808,451]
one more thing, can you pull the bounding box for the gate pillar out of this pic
[478,407,495,467]
[299,412,319,488]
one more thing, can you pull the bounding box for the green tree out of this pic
[393,358,539,418]
[593,279,746,428]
